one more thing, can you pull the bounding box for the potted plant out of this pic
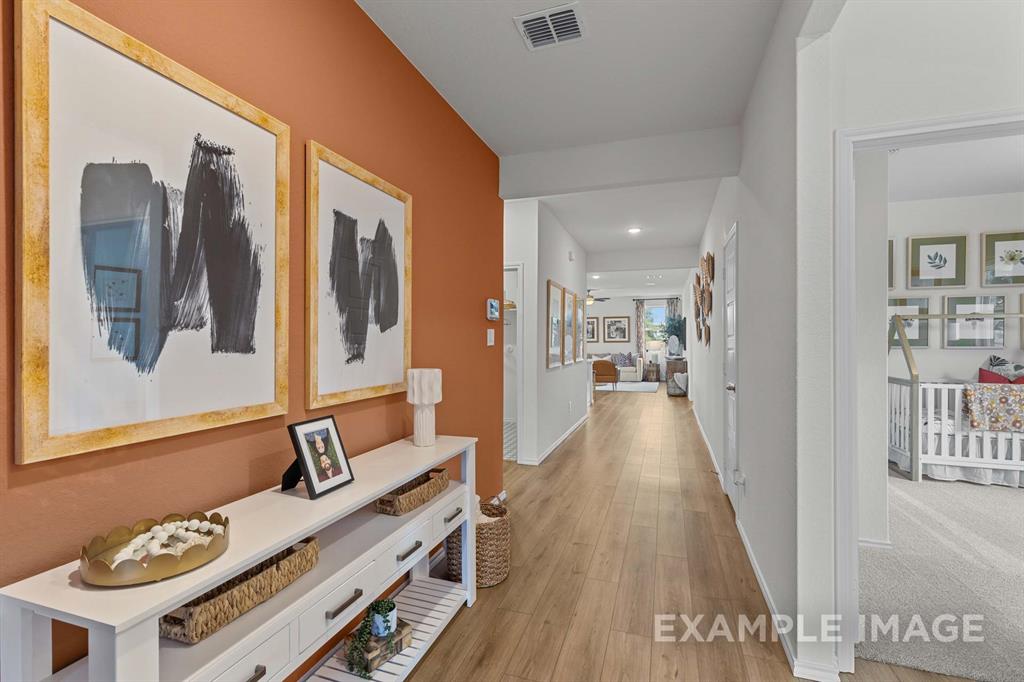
[346,598,398,679]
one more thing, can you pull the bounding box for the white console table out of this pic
[0,436,477,682]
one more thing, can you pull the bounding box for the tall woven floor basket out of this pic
[446,503,510,588]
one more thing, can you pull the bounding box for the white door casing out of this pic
[724,221,740,499]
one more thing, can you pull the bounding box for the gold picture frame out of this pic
[15,0,290,463]
[306,141,412,408]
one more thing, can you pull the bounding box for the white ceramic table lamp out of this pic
[407,369,442,447]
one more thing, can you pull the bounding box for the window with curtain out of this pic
[644,301,667,351]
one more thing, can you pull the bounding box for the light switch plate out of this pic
[487,329,495,346]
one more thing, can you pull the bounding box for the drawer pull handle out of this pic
[444,507,463,524]
[325,588,364,620]
[396,540,423,562]
[246,665,267,682]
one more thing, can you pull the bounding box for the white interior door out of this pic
[724,222,739,499]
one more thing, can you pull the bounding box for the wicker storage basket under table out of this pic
[159,537,319,644]
[446,503,511,588]
[375,468,449,516]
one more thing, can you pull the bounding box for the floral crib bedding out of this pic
[963,383,1024,432]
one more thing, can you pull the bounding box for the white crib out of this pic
[888,377,1024,483]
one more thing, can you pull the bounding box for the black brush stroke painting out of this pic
[80,134,263,374]
[328,211,400,364]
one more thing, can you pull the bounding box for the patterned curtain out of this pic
[634,298,646,360]
[666,296,681,320]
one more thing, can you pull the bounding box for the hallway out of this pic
[408,389,967,682]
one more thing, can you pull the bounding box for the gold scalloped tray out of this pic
[79,512,230,587]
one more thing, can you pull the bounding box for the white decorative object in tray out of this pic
[0,436,477,682]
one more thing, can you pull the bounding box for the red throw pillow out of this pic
[1014,376,1024,385]
[979,368,1010,384]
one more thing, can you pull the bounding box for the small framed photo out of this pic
[888,298,929,348]
[585,317,599,343]
[603,316,630,343]
[486,298,500,321]
[287,415,355,499]
[943,295,1005,349]
[982,231,1024,286]
[908,235,967,288]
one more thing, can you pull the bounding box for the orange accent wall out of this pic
[0,0,502,669]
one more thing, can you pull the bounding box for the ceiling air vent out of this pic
[515,2,584,51]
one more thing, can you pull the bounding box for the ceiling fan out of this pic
[586,290,610,305]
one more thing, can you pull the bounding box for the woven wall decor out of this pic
[695,251,715,347]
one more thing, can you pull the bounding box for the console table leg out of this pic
[0,598,52,681]
[88,618,158,681]
[462,443,477,607]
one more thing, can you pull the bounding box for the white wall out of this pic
[505,199,589,465]
[584,297,638,357]
[688,177,738,477]
[792,0,1024,675]
[855,150,890,546]
[504,200,540,465]
[536,203,590,462]
[588,247,700,273]
[887,192,1024,381]
[500,126,741,199]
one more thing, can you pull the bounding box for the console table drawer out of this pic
[386,521,431,578]
[433,497,467,538]
[298,560,376,652]
[213,624,290,682]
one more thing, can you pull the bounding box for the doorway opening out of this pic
[503,264,524,461]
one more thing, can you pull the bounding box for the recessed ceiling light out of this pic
[645,282,656,286]
[591,274,600,279]
[627,227,642,234]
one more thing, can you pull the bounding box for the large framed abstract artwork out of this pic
[15,1,290,463]
[306,141,412,408]
[562,290,575,366]
[575,294,585,362]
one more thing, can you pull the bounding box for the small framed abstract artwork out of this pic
[16,0,289,463]
[585,317,599,343]
[943,296,1005,349]
[982,231,1024,286]
[575,295,585,362]
[547,280,563,369]
[603,316,630,343]
[306,141,411,409]
[887,298,930,348]
[287,416,355,499]
[888,240,895,290]
[908,235,967,288]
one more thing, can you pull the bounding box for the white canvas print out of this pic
[548,282,562,369]
[48,20,279,436]
[315,159,406,398]
[944,296,1005,348]
[917,243,958,280]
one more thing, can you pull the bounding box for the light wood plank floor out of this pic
[409,388,969,682]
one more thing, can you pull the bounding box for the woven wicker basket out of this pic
[159,538,319,644]
[375,468,449,516]
[446,503,510,588]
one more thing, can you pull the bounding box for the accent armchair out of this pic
[592,360,618,390]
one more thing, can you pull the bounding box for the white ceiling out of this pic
[888,135,1024,202]
[356,0,782,155]
[541,178,720,254]
[587,268,690,299]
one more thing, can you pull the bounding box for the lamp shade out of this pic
[407,368,442,405]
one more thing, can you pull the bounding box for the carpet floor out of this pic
[594,381,660,393]
[857,470,1024,681]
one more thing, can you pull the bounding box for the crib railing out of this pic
[887,377,1024,480]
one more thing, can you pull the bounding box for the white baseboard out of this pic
[693,409,725,490]
[792,658,841,682]
[519,413,588,466]
[858,537,892,550]
[734,519,797,673]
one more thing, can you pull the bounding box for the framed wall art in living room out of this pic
[15,0,289,463]
[306,140,412,408]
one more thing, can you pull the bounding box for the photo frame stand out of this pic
[280,458,304,492]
